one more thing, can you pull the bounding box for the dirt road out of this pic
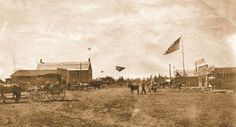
[0,87,235,127]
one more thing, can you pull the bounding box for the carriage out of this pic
[28,73,66,102]
[28,81,66,102]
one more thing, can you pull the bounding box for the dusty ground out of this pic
[0,87,235,127]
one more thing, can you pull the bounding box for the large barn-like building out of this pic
[37,59,92,85]
[10,59,92,86]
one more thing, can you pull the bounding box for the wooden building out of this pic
[10,59,92,86]
[11,70,58,84]
[174,70,198,87]
[37,59,92,85]
[207,67,236,89]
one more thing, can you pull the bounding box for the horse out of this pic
[127,83,139,94]
[0,84,21,103]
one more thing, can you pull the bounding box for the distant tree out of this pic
[0,79,4,84]
[124,78,132,84]
[117,76,124,82]
[116,76,125,86]
[101,76,115,85]
[154,75,158,81]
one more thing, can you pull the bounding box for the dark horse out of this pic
[0,84,21,103]
[127,83,139,94]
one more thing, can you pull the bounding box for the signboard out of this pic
[197,64,208,76]
[195,57,205,66]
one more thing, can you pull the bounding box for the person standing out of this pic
[141,81,147,95]
[178,82,182,92]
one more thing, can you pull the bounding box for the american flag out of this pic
[164,37,181,55]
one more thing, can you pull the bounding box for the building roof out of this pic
[11,70,58,77]
[209,67,236,74]
[37,61,90,71]
[175,70,196,77]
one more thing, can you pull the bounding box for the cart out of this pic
[29,81,66,102]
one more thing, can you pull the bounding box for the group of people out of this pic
[128,80,186,95]
[127,80,158,95]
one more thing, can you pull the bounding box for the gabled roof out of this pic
[37,61,90,71]
[11,70,57,77]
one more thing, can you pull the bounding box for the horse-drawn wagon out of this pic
[25,72,67,102]
[28,81,66,102]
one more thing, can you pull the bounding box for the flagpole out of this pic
[89,48,91,59]
[181,37,186,76]
[88,47,91,59]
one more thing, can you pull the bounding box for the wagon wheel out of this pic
[0,94,6,103]
[29,89,36,100]
[44,90,53,101]
[52,85,66,101]
[31,90,45,102]
[29,89,36,101]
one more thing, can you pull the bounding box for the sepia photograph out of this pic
[0,0,236,127]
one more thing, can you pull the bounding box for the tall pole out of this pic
[169,64,171,79]
[181,37,186,76]
[169,64,172,88]
[12,53,16,72]
[89,48,91,59]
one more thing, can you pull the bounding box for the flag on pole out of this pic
[116,66,125,72]
[164,37,181,55]
[88,47,91,51]
[194,58,205,66]
[101,70,104,73]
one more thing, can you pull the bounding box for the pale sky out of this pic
[0,0,236,79]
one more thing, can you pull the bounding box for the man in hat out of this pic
[141,81,147,95]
